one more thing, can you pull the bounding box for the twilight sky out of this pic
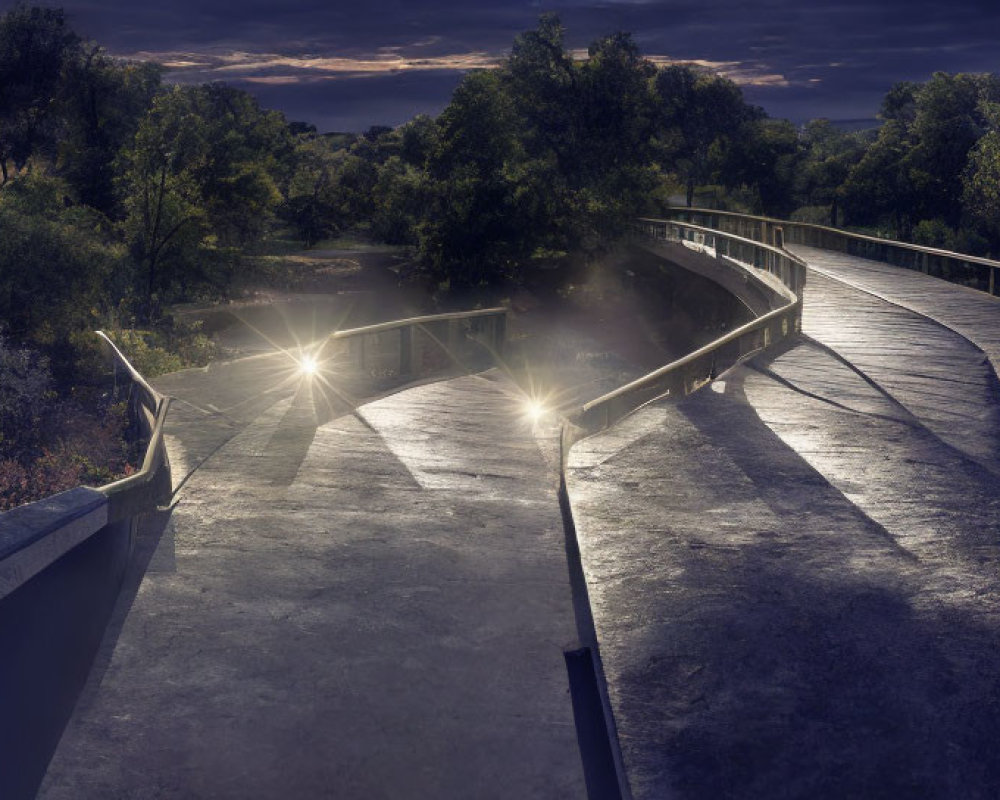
[36,0,1000,132]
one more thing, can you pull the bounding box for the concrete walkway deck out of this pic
[40,369,585,799]
[36,244,1000,799]
[788,243,1000,373]
[565,252,1000,798]
[788,243,1000,467]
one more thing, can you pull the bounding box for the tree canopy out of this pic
[837,72,1000,249]
[3,2,1000,334]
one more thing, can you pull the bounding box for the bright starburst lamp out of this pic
[300,355,318,376]
[525,399,546,423]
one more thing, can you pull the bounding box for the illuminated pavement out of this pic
[40,368,586,799]
[38,248,1000,799]
[565,252,1000,798]
[789,243,1000,376]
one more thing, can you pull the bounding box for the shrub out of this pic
[0,174,125,346]
[105,320,216,378]
[165,320,217,368]
[912,218,955,249]
[0,336,139,510]
[104,328,183,377]
[0,335,53,461]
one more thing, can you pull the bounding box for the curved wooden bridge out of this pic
[24,216,1000,799]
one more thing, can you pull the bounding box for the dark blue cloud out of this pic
[48,0,1000,130]
[241,72,466,132]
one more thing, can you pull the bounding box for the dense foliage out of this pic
[3,4,1000,503]
[0,333,137,510]
[280,16,1000,286]
[5,5,1000,320]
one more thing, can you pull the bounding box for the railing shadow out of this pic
[556,220,808,800]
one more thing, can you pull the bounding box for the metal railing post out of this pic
[661,206,1000,299]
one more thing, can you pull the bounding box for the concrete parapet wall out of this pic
[636,239,790,317]
[565,220,804,445]
[323,308,507,387]
[0,488,108,601]
[0,508,135,799]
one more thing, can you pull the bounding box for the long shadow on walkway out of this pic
[669,379,1000,799]
[657,542,1000,799]
[570,366,1000,800]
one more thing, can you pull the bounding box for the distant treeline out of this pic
[4,3,1000,353]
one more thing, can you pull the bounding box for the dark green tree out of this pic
[574,31,658,239]
[723,117,803,216]
[962,102,1000,254]
[118,84,294,311]
[419,69,531,291]
[906,72,990,227]
[283,134,343,246]
[370,156,431,245]
[184,83,294,248]
[57,48,161,215]
[504,14,578,172]
[841,73,1000,239]
[398,114,440,168]
[654,65,760,207]
[500,14,578,252]
[0,171,123,347]
[841,117,915,235]
[0,3,81,181]
[792,119,866,225]
[117,86,209,313]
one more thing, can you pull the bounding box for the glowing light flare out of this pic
[300,354,319,376]
[524,398,547,424]
[511,372,565,429]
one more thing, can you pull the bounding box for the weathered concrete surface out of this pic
[747,342,1000,607]
[566,255,1000,799]
[39,371,585,799]
[567,370,1000,800]
[788,244,1000,375]
[36,242,1000,799]
[155,352,309,491]
[795,261,1000,467]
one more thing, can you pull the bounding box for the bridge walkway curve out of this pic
[36,243,1000,799]
[565,246,1000,798]
[39,364,587,799]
